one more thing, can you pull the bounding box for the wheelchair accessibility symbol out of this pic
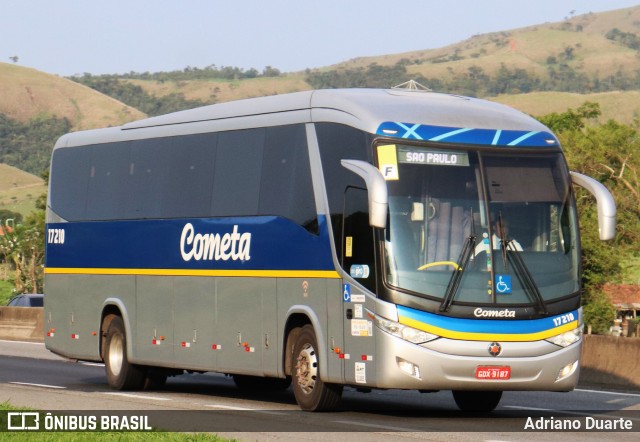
[495,275,512,294]
[343,284,351,302]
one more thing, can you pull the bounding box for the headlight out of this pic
[545,327,582,347]
[373,314,438,344]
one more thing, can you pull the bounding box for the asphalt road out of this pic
[1,339,639,441]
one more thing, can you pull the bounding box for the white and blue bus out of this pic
[45,88,616,411]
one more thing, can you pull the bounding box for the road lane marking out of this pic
[102,392,171,401]
[9,382,66,389]
[81,362,105,367]
[0,340,46,345]
[205,404,286,415]
[575,388,640,398]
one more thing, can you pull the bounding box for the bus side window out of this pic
[212,129,265,217]
[260,125,318,233]
[50,146,92,221]
[343,186,376,293]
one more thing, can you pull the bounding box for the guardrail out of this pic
[0,306,44,342]
[581,334,640,390]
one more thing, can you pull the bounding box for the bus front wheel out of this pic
[290,324,342,411]
[452,390,502,412]
[104,316,145,390]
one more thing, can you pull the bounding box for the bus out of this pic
[44,88,616,412]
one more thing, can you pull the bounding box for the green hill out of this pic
[0,164,46,217]
[4,5,640,179]
[493,90,640,124]
[0,63,147,176]
[109,6,640,124]
[337,6,640,79]
[0,62,145,130]
[5,6,640,127]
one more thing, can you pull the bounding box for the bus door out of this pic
[341,187,377,386]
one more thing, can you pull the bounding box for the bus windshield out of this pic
[383,144,580,307]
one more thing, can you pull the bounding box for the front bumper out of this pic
[370,328,581,391]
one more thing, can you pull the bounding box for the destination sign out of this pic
[398,147,469,166]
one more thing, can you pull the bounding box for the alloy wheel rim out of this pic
[295,342,318,395]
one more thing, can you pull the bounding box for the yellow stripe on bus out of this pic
[44,267,342,279]
[400,316,579,342]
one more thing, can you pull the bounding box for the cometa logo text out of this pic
[180,223,251,262]
[473,308,516,318]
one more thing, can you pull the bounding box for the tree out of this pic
[0,113,72,175]
[582,290,617,334]
[0,211,44,294]
[537,103,640,333]
[537,101,600,133]
[0,210,23,226]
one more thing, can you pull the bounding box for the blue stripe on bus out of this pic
[377,122,558,147]
[397,305,579,339]
[45,215,335,272]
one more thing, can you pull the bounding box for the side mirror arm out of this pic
[570,171,616,240]
[341,160,388,229]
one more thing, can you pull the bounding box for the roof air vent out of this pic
[391,80,432,92]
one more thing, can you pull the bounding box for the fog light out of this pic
[396,357,421,379]
[556,360,578,382]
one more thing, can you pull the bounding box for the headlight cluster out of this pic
[373,314,438,344]
[545,327,582,347]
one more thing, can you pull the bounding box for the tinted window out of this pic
[316,123,373,258]
[260,125,317,230]
[212,129,264,216]
[85,141,131,220]
[30,296,44,307]
[165,133,216,218]
[7,295,43,307]
[126,134,218,219]
[127,137,173,219]
[50,146,91,220]
[50,124,316,229]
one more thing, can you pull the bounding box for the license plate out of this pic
[475,366,511,380]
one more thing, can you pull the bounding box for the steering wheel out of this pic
[417,261,461,271]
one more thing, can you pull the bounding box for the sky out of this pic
[2,0,640,76]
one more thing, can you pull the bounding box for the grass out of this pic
[0,402,234,441]
[0,164,43,189]
[492,90,640,125]
[621,256,640,285]
[0,62,145,130]
[0,164,47,219]
[125,73,310,104]
[0,277,15,305]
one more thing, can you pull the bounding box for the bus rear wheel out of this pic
[452,390,502,412]
[104,316,145,390]
[290,325,342,411]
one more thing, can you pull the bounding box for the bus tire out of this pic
[104,316,145,390]
[452,390,502,412]
[290,325,342,411]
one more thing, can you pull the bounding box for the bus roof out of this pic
[54,88,555,149]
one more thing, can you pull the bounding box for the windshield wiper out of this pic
[505,246,548,316]
[440,214,476,313]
